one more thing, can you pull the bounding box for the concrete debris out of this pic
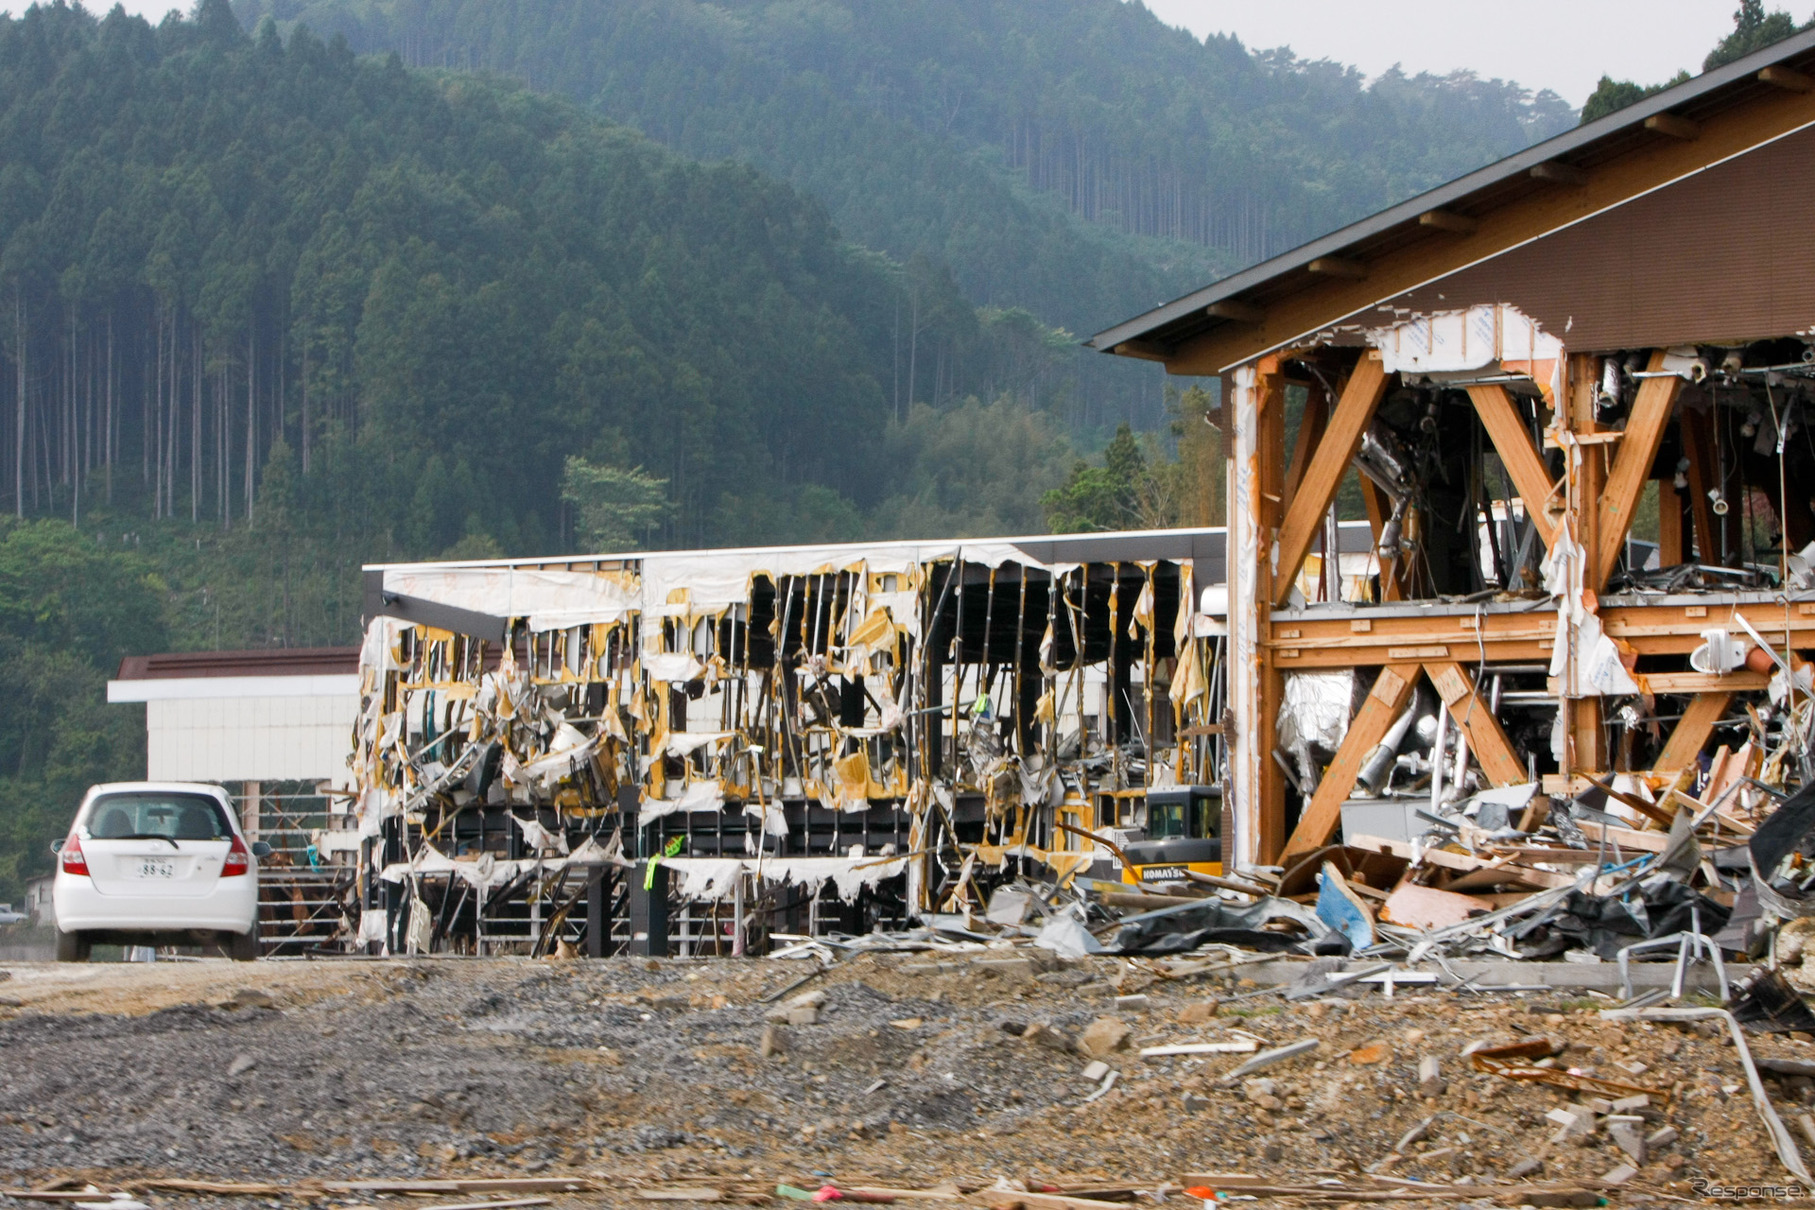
[1600,1163,1638,1185]
[1416,1054,1442,1097]
[766,990,827,1026]
[1224,1038,1320,1080]
[1076,1017,1130,1059]
[1176,1000,1218,1025]
[1607,1118,1646,1164]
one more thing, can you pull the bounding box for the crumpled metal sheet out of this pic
[1503,872,1731,960]
[1108,894,1332,955]
[1277,671,1358,755]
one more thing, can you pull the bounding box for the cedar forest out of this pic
[0,0,1790,897]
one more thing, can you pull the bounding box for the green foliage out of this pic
[1705,2,1809,71]
[1042,422,1167,533]
[0,520,168,667]
[1581,76,1674,123]
[870,396,1076,539]
[1584,3,1808,124]
[0,520,166,898]
[561,458,675,553]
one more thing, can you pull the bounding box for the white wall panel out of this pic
[146,694,357,782]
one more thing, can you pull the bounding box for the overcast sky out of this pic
[25,0,1759,110]
[1142,0,1747,105]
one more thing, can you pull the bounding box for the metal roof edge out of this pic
[361,525,1237,574]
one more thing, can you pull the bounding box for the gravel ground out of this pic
[0,952,1805,1206]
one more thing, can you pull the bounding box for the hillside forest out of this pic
[0,0,1798,897]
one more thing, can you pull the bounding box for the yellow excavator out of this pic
[1119,785,1224,885]
[1053,785,1224,887]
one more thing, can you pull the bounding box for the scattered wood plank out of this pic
[638,1190,724,1202]
[1378,882,1483,930]
[850,1189,964,1202]
[974,1191,1143,1210]
[319,1177,598,1194]
[140,1180,290,1195]
[1489,847,1606,865]
[1349,834,1575,889]
[1574,821,1671,854]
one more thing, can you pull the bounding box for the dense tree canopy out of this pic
[0,0,1107,562]
[240,0,1577,340]
[0,518,163,898]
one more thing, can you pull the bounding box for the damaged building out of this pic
[338,32,1815,965]
[1078,32,1815,960]
[345,528,1299,956]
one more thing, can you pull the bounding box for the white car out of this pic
[51,782,269,962]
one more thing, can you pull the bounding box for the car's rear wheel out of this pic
[226,928,258,962]
[55,929,91,963]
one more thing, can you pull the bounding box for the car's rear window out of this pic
[85,792,232,841]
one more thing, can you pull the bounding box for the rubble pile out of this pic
[1,952,1813,1205]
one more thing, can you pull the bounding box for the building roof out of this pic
[114,648,361,681]
[1090,28,1815,373]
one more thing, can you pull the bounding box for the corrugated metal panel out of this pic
[1381,125,1815,350]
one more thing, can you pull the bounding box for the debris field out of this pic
[0,954,1803,1208]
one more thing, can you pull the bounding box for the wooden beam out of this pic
[1113,340,1169,363]
[1418,209,1476,234]
[1760,64,1815,92]
[1529,160,1588,186]
[1582,773,1675,828]
[1644,112,1701,140]
[1637,670,1767,694]
[1206,300,1263,324]
[1680,404,1723,563]
[1155,83,1815,375]
[1271,354,1390,607]
[1425,662,1527,786]
[1465,384,1558,551]
[1655,691,1734,772]
[1594,352,1682,589]
[1281,380,1329,510]
[1280,665,1420,861]
[1657,475,1684,566]
[1269,598,1815,669]
[1307,256,1367,279]
[1565,356,1608,777]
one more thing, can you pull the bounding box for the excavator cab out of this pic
[1121,785,1222,885]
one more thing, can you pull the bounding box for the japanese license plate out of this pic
[136,858,176,879]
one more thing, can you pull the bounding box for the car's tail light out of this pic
[222,834,251,877]
[61,833,89,877]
